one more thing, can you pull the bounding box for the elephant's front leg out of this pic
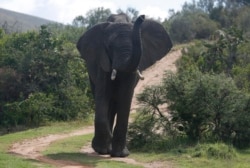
[92,74,112,155]
[111,73,137,157]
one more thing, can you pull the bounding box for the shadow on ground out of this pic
[46,152,142,168]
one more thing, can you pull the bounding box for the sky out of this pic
[0,0,191,24]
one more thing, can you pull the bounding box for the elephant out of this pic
[77,14,172,157]
[107,13,131,23]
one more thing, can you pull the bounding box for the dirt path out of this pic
[9,49,182,168]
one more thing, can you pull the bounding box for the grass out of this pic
[0,120,91,168]
[1,120,250,168]
[43,134,143,168]
[129,142,250,168]
[43,131,250,168]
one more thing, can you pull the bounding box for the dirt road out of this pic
[9,49,182,168]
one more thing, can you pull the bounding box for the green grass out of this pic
[1,120,250,168]
[129,143,250,168]
[0,121,91,168]
[43,134,143,168]
[43,132,250,168]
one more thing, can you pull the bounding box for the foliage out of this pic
[0,25,93,127]
[72,7,111,29]
[116,7,139,22]
[192,143,237,160]
[129,27,250,149]
[166,0,250,43]
[129,112,165,150]
[233,64,250,92]
[128,85,187,151]
[3,93,54,127]
[0,28,5,38]
[130,68,250,149]
[202,27,245,75]
[178,27,250,90]
[232,40,250,91]
[163,70,250,146]
[46,23,86,43]
[165,27,250,147]
[167,9,218,43]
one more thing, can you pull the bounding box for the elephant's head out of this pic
[77,15,172,81]
[107,13,131,23]
[107,15,145,77]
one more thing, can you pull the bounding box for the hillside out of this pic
[0,8,55,33]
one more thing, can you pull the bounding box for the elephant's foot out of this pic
[92,137,111,155]
[92,145,111,155]
[110,146,130,157]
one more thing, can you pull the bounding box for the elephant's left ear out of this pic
[139,20,173,71]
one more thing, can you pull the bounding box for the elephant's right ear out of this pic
[77,22,111,72]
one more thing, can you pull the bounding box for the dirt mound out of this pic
[9,49,182,168]
[132,49,181,110]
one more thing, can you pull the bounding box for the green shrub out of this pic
[0,25,94,128]
[168,10,218,43]
[3,92,54,126]
[128,112,191,152]
[163,70,250,147]
[128,85,182,150]
[128,114,161,150]
[129,68,250,149]
[193,143,237,159]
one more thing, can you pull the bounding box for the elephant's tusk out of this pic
[111,69,117,80]
[137,70,144,80]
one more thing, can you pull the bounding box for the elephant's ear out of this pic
[139,20,173,71]
[77,22,111,72]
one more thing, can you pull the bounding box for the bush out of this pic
[0,25,94,128]
[2,93,54,126]
[129,67,250,149]
[163,70,250,147]
[128,111,190,152]
[168,10,218,43]
[128,86,182,150]
[128,114,161,150]
[230,95,250,148]
[193,143,237,159]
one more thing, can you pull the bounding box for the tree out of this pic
[84,7,111,29]
[0,28,5,38]
[197,0,215,13]
[72,7,111,29]
[72,15,86,27]
[46,23,86,44]
[117,7,139,22]
[168,9,217,43]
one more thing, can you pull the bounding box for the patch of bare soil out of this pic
[9,49,182,168]
[132,49,181,110]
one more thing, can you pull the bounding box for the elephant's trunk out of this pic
[130,15,145,71]
[111,15,145,80]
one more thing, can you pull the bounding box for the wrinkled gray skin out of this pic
[77,14,172,157]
